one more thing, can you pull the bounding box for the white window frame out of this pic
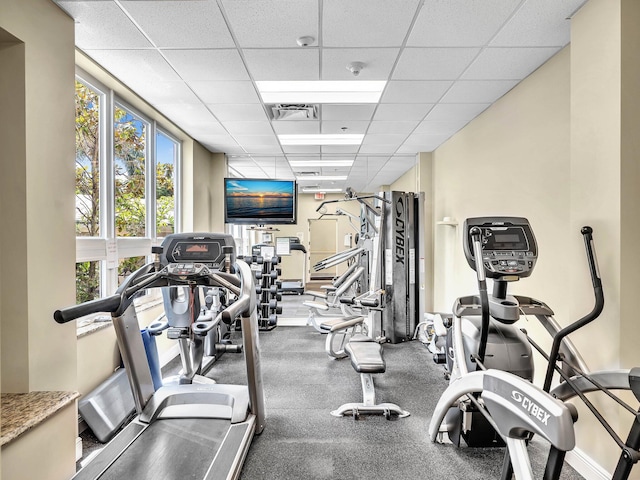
[75,68,181,313]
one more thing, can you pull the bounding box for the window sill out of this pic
[76,296,163,339]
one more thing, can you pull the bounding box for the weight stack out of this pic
[381,191,420,343]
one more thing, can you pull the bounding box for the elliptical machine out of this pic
[434,217,592,448]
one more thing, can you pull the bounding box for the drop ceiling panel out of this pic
[222,121,274,135]
[162,49,249,81]
[120,1,235,48]
[461,47,561,80]
[399,134,452,152]
[373,104,432,121]
[86,50,182,86]
[321,121,370,134]
[271,121,320,135]
[381,81,453,104]
[321,48,399,81]
[130,81,201,106]
[367,121,418,135]
[188,81,261,104]
[322,105,376,121]
[362,134,407,146]
[490,0,587,47]
[243,49,319,81]
[413,119,470,135]
[440,80,519,103]
[207,104,268,121]
[408,0,521,47]
[321,145,360,154]
[220,0,318,48]
[323,0,421,47]
[424,103,491,122]
[233,135,281,147]
[154,104,225,134]
[358,144,400,154]
[58,1,152,49]
[394,48,481,80]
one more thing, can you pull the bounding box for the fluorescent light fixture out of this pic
[290,160,353,167]
[256,81,386,103]
[279,134,364,146]
[296,175,347,181]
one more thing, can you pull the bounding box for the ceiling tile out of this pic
[423,103,490,122]
[407,0,521,47]
[440,80,519,103]
[221,0,318,48]
[461,47,561,80]
[125,80,201,106]
[321,48,399,81]
[367,121,418,135]
[272,121,320,135]
[154,104,224,134]
[197,134,239,147]
[400,133,452,151]
[490,0,588,47]
[413,119,470,135]
[58,1,152,49]
[233,135,281,147]
[321,121,370,134]
[243,49,319,81]
[357,144,400,154]
[321,145,360,154]
[322,105,376,121]
[381,81,452,104]
[393,48,481,80]
[162,49,250,81]
[223,121,274,135]
[323,0,422,47]
[362,134,407,146]
[120,1,235,48]
[188,81,261,104]
[207,104,269,121]
[373,104,432,121]
[85,50,181,86]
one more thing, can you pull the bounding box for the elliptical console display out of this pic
[161,232,235,269]
[463,217,537,279]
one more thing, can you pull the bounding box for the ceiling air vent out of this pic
[296,171,319,176]
[269,104,318,121]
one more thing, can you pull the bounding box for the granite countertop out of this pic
[1,391,80,446]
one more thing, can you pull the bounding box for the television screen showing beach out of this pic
[225,179,295,220]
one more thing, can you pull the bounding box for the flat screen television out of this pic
[224,178,298,225]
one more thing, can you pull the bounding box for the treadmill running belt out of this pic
[99,418,230,480]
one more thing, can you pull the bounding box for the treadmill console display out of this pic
[463,217,538,279]
[160,233,235,268]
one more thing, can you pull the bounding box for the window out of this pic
[74,70,181,312]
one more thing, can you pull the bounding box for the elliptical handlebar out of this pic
[542,226,605,392]
[469,226,491,367]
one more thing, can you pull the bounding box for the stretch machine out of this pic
[54,232,265,480]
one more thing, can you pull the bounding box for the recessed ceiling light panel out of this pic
[279,134,364,146]
[257,81,386,104]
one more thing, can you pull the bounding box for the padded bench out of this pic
[331,334,409,420]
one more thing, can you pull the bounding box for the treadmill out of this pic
[278,237,307,295]
[54,233,265,480]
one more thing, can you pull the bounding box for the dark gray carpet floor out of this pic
[202,321,584,480]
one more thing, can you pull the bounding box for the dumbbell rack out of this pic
[239,254,282,331]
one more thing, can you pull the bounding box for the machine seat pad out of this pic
[305,290,328,300]
[319,315,364,332]
[303,300,330,311]
[345,336,385,374]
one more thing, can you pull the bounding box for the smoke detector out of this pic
[347,61,365,77]
[296,36,315,47]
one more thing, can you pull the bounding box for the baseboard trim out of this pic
[566,447,610,480]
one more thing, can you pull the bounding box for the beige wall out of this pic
[0,0,77,394]
[269,193,362,283]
